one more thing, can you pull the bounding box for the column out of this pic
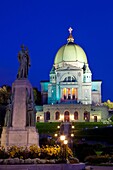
[66,88,68,99]
[61,88,63,100]
[70,88,72,99]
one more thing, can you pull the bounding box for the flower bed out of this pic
[0,144,78,165]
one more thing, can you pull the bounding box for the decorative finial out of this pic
[67,27,74,43]
[68,27,73,35]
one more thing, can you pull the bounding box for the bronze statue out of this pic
[17,45,30,79]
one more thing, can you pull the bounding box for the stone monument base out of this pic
[1,127,39,147]
[1,79,39,147]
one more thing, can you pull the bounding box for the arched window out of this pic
[84,111,90,122]
[63,76,77,82]
[64,111,70,122]
[45,111,50,121]
[68,76,71,82]
[74,111,78,120]
[72,76,77,82]
[55,111,60,120]
[37,116,40,122]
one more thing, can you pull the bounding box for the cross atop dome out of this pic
[68,27,73,35]
[67,27,74,43]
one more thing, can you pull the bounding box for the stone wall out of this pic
[0,163,85,170]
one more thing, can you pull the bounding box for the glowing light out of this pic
[72,125,75,129]
[64,139,68,145]
[60,135,65,141]
[40,115,43,120]
[70,114,74,120]
[54,134,58,137]
[63,88,66,95]
[97,115,101,119]
[71,134,74,137]
[72,88,75,95]
[60,115,64,120]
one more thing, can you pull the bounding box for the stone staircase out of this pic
[60,122,72,137]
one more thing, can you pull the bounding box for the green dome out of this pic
[54,43,88,65]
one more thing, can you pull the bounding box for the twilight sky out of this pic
[0,0,113,102]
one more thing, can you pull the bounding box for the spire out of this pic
[67,27,74,43]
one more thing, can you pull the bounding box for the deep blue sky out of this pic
[0,0,113,102]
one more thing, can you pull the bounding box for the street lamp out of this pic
[57,125,60,129]
[64,139,68,160]
[71,133,74,137]
[60,135,65,141]
[54,133,58,137]
[64,139,68,145]
[60,135,67,162]
[72,125,75,129]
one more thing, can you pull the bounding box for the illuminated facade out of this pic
[36,28,108,122]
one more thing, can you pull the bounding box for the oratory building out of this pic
[36,28,108,122]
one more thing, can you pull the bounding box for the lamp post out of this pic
[64,139,68,160]
[60,135,68,162]
[70,132,74,155]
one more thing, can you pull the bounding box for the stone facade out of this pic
[36,104,108,122]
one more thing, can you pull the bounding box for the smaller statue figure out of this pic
[4,99,12,127]
[82,63,86,74]
[26,98,36,126]
[17,45,31,79]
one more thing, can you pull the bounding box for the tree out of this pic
[0,85,11,105]
[33,87,41,105]
[103,100,113,109]
[110,115,113,122]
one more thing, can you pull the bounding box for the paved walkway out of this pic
[86,166,113,170]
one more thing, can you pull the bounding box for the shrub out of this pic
[0,146,9,159]
[74,143,96,162]
[85,155,113,165]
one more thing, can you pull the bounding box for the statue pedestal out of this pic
[1,79,39,147]
[1,127,8,147]
[1,127,39,147]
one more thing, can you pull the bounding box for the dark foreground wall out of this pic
[0,163,85,170]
